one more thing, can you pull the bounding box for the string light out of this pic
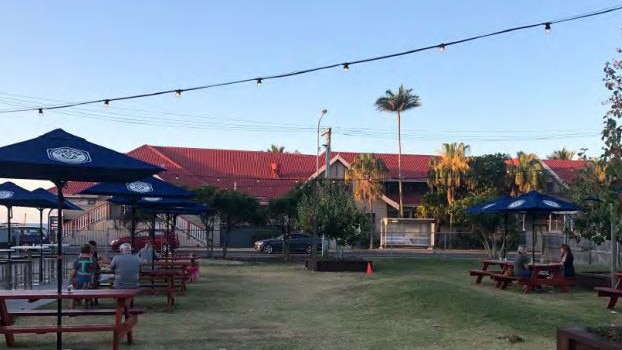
[104,100,110,108]
[0,4,619,115]
[175,90,182,98]
[437,44,446,52]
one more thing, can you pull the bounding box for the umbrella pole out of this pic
[7,206,12,290]
[151,214,156,269]
[130,206,136,253]
[503,214,508,259]
[172,214,177,255]
[39,208,44,284]
[55,181,65,350]
[531,214,536,263]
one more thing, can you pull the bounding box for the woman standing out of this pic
[560,244,575,278]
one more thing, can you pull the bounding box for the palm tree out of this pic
[506,151,545,195]
[429,142,471,205]
[345,153,389,249]
[548,147,575,160]
[267,145,285,153]
[375,85,421,217]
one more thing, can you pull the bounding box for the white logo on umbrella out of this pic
[126,181,153,193]
[47,147,92,164]
[508,199,525,209]
[543,200,561,208]
[0,191,14,199]
[483,203,496,209]
[142,197,162,202]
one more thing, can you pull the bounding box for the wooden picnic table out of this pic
[0,288,141,350]
[140,269,185,307]
[147,258,199,282]
[519,263,568,294]
[595,272,622,309]
[469,259,513,284]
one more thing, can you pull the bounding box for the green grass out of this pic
[12,259,614,350]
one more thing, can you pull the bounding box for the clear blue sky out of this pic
[0,0,620,160]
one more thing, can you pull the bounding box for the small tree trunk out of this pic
[368,197,374,249]
[397,111,404,218]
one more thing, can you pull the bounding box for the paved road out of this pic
[175,247,491,261]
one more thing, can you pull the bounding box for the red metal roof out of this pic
[542,159,585,184]
[334,152,434,181]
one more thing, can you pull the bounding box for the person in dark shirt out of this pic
[560,244,575,278]
[513,245,531,278]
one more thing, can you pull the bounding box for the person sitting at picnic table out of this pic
[70,244,100,308]
[138,240,159,270]
[89,240,111,265]
[513,246,531,279]
[560,244,575,278]
[110,243,141,289]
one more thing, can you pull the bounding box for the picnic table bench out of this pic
[595,272,622,309]
[469,259,513,284]
[140,269,185,307]
[0,289,141,350]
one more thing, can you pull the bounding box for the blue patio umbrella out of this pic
[0,182,52,247]
[0,129,163,350]
[481,190,583,262]
[464,195,513,258]
[107,196,209,254]
[82,177,194,249]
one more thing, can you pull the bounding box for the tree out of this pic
[297,180,368,254]
[267,186,304,260]
[375,84,421,218]
[548,147,576,160]
[506,151,545,196]
[267,145,285,153]
[345,153,389,249]
[466,153,509,194]
[429,142,471,205]
[195,184,219,257]
[203,189,264,258]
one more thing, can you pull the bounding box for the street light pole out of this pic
[311,109,327,267]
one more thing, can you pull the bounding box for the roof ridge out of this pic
[139,145,184,169]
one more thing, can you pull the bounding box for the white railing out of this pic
[174,216,207,246]
[65,202,110,233]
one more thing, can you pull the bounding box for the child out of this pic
[70,244,100,308]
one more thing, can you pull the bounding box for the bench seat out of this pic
[9,307,144,317]
[595,287,622,309]
[491,274,522,289]
[0,324,116,334]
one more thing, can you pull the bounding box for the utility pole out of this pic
[321,127,331,256]
[322,128,331,178]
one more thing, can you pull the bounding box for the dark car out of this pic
[254,233,321,254]
[110,229,179,253]
[0,225,50,248]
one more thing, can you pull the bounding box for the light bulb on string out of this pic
[342,63,350,71]
[544,23,551,33]
[104,100,110,108]
[175,90,182,98]
[437,44,446,52]
[256,79,263,86]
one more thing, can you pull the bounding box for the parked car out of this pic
[254,233,321,254]
[0,225,50,248]
[110,229,179,253]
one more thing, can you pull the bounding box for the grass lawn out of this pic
[11,258,613,350]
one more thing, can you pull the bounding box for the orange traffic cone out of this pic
[366,262,373,275]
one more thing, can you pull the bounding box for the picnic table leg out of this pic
[608,295,619,309]
[0,299,15,346]
[123,298,133,344]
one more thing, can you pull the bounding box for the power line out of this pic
[0,94,602,142]
[0,4,620,115]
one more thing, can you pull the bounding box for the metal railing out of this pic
[65,202,110,233]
